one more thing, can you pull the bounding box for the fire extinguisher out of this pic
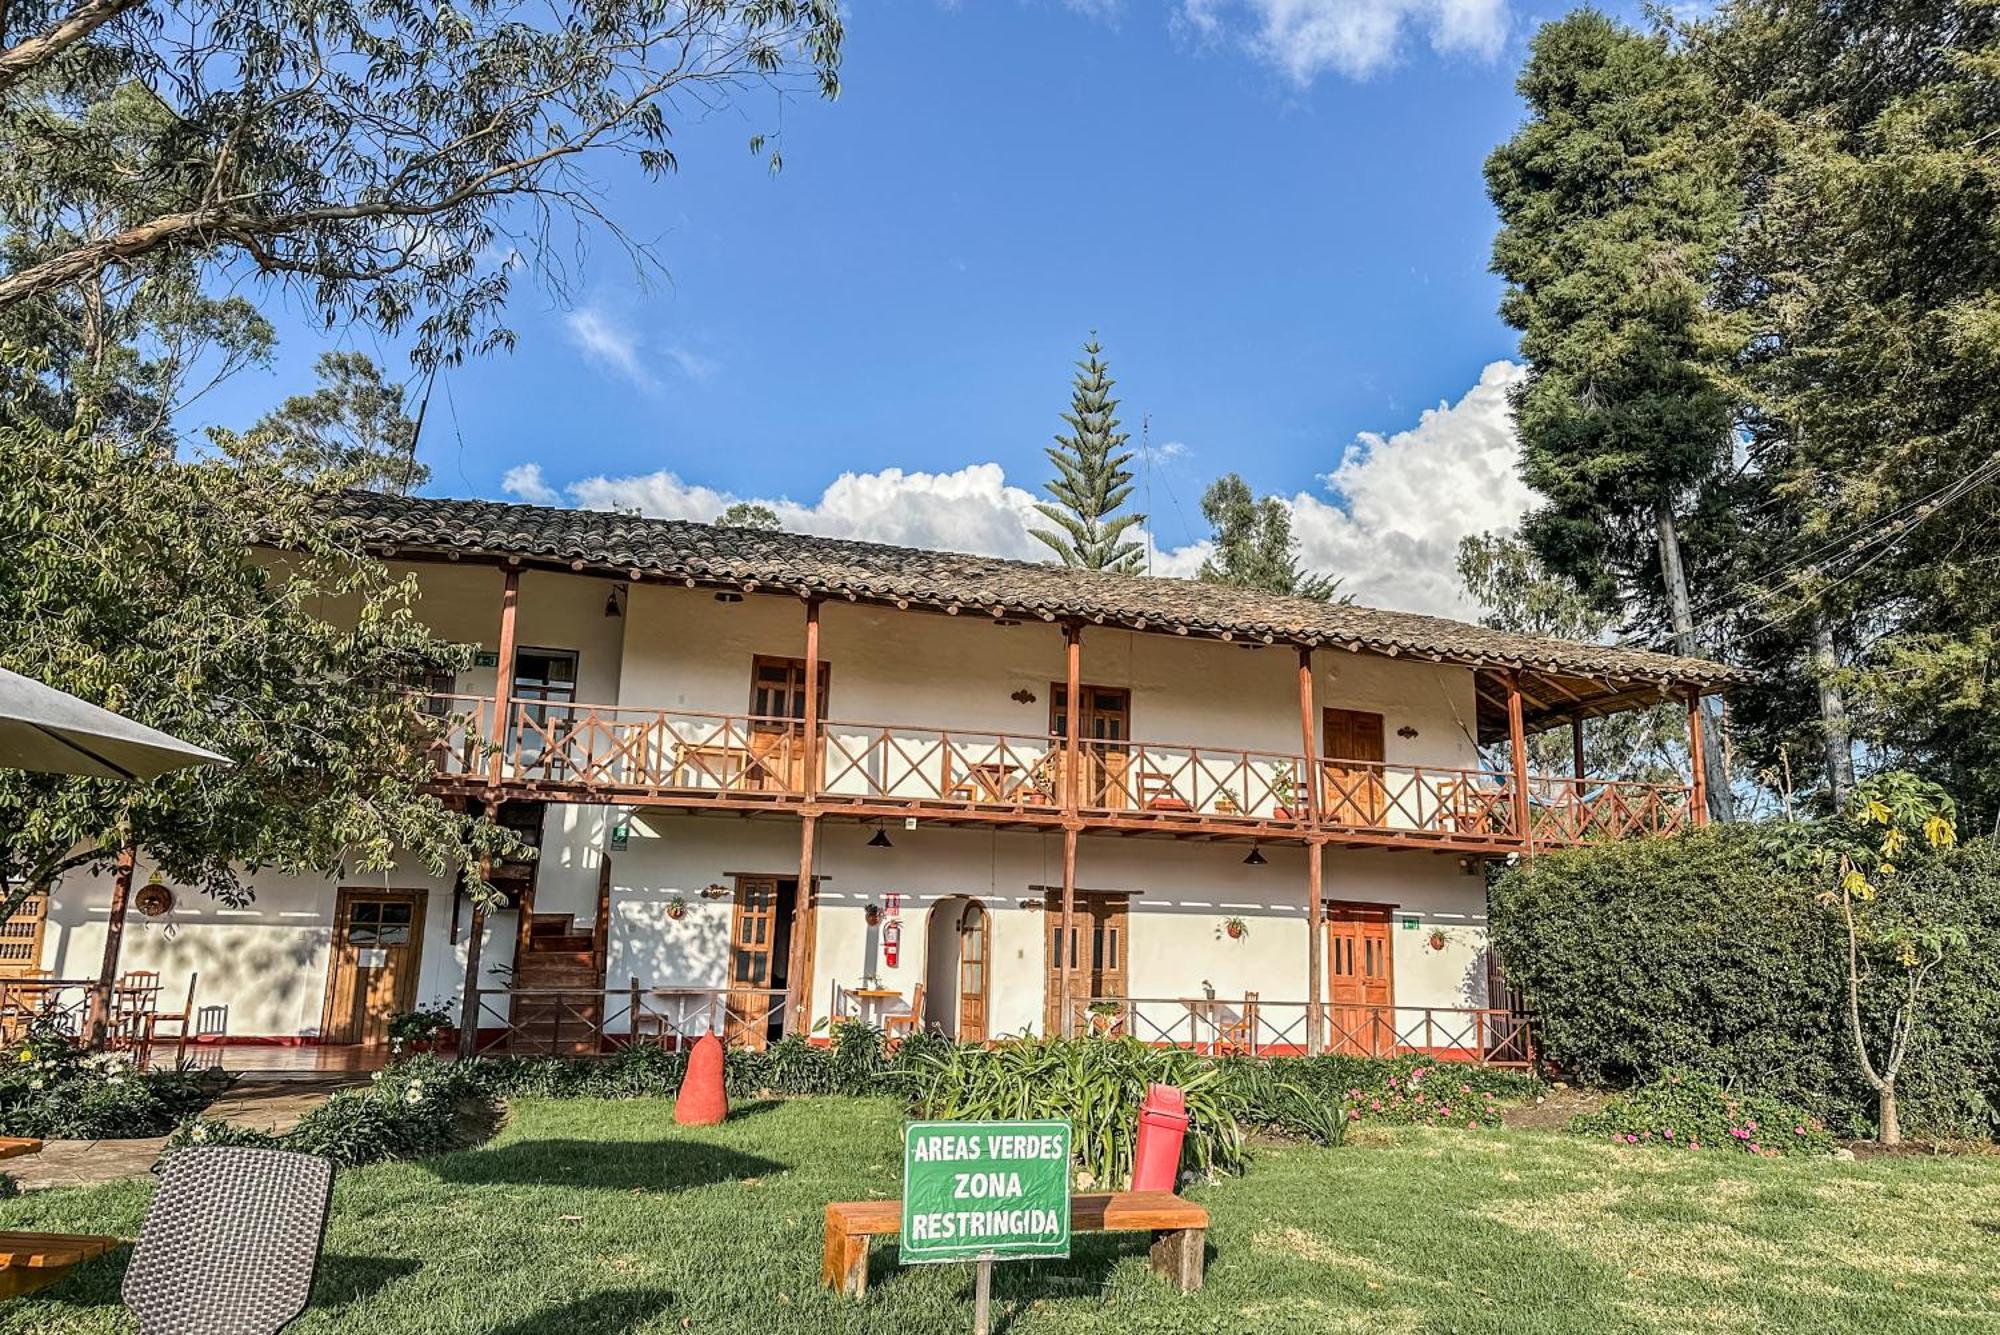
[882,919,902,968]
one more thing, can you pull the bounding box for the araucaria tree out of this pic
[1031,336,1145,573]
[1198,473,1344,602]
[0,357,519,928]
[0,0,843,369]
[1486,12,1741,821]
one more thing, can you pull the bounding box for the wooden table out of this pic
[845,988,904,1027]
[0,1139,42,1161]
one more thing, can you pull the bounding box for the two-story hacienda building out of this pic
[23,493,1742,1065]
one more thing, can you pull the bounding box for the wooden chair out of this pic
[111,971,161,1057]
[141,974,198,1070]
[1137,769,1192,812]
[882,984,925,1039]
[1217,992,1259,1055]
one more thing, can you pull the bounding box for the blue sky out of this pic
[192,0,1637,616]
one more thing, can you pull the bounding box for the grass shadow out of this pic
[486,1287,676,1335]
[870,1230,1175,1328]
[310,1254,426,1310]
[427,1138,788,1192]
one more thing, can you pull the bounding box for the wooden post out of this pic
[629,976,642,1046]
[88,844,137,1052]
[1059,622,1083,1038]
[487,567,521,787]
[801,598,822,795]
[789,814,818,1036]
[1296,645,1324,1057]
[1686,690,1710,827]
[457,867,488,1061]
[1571,716,1586,782]
[1506,674,1532,851]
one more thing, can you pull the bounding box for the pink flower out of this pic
[1688,1140,1700,1150]
[1439,1105,1451,1118]
[1348,1109,1360,1121]
[1369,1099,1382,1111]
[1467,1119,1478,1129]
[1663,1129,1674,1139]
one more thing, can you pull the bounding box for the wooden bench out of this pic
[0,1231,121,1299]
[822,1190,1208,1298]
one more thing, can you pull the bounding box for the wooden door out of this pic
[0,894,46,979]
[1051,685,1132,809]
[726,876,790,1048]
[1043,891,1129,1033]
[321,890,426,1046]
[956,901,990,1043]
[748,656,829,790]
[1325,903,1393,1056]
[1322,707,1387,827]
[512,649,578,769]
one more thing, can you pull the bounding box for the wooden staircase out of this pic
[510,913,606,1056]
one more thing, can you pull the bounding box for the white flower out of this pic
[403,1084,425,1105]
[106,1076,124,1087]
[370,1070,385,1082]
[191,1125,207,1142]
[27,1078,42,1091]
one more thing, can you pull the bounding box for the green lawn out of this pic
[3,1096,1997,1333]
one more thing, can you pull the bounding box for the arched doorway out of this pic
[923,897,990,1042]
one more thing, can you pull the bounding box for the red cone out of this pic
[674,1032,728,1125]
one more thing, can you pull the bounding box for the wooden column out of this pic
[1296,645,1324,1056]
[487,566,521,787]
[87,844,137,1051]
[1571,716,1587,782]
[1059,622,1083,1038]
[1506,674,1532,852]
[1686,691,1710,827]
[784,598,824,1037]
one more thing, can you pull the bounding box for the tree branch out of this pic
[0,0,149,93]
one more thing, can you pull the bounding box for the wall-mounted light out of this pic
[714,591,744,604]
[1397,725,1419,739]
[604,583,627,618]
[1242,845,1267,866]
[1010,688,1037,705]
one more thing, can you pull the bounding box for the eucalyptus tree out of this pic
[0,0,844,370]
[1198,473,1344,602]
[254,350,427,492]
[1486,11,1742,820]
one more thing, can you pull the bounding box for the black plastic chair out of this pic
[123,1146,334,1335]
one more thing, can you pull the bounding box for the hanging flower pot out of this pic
[666,896,690,922]
[1220,916,1248,941]
[1427,928,1448,952]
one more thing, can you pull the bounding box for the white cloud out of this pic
[563,309,657,391]
[1179,0,1508,81]
[499,360,1533,620]
[1285,359,1532,616]
[664,344,721,383]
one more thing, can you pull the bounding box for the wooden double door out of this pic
[321,889,426,1046]
[1050,684,1131,808]
[1325,903,1394,1056]
[1043,891,1129,1034]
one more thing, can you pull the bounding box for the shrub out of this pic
[168,1056,493,1168]
[901,1036,1248,1186]
[1232,1054,1539,1131]
[1491,828,2000,1138]
[1572,1072,1838,1157]
[0,1022,215,1139]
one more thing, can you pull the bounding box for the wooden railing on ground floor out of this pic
[420,692,1694,848]
[465,984,791,1057]
[1068,996,1535,1068]
[460,985,1530,1068]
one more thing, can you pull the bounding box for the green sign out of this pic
[901,1120,1072,1264]
[608,822,629,852]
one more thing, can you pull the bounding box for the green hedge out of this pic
[1573,1071,1837,1157]
[1,1022,216,1139]
[1490,829,2000,1139]
[169,1057,494,1167]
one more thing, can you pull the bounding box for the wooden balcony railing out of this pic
[419,693,1689,847]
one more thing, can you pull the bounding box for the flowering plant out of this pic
[0,1020,213,1139]
[1573,1071,1837,1157]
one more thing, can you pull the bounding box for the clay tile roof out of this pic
[334,491,1750,696]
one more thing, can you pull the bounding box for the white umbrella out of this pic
[0,668,228,780]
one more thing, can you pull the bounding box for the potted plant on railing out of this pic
[1217,916,1249,942]
[1270,765,1300,820]
[1086,999,1123,1037]
[1216,787,1240,815]
[386,1003,453,1057]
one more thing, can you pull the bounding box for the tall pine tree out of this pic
[1486,11,1741,821]
[1031,336,1145,573]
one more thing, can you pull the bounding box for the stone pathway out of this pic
[10,1075,364,1190]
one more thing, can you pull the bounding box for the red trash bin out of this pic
[1131,1083,1189,1192]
